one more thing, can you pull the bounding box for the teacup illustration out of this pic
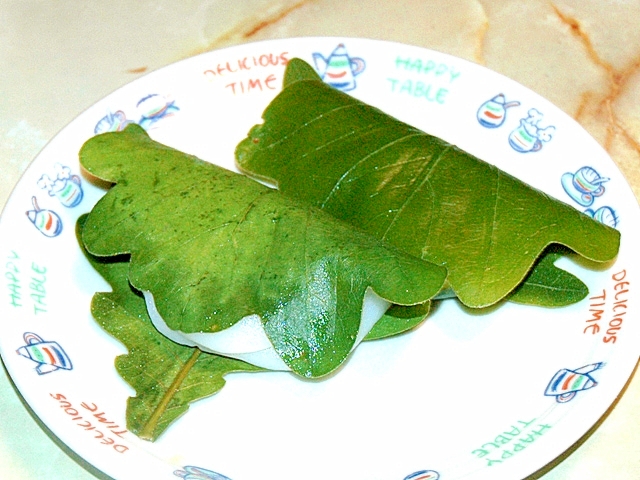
[137,93,179,130]
[38,163,84,208]
[508,108,555,153]
[313,44,366,91]
[17,332,72,375]
[585,205,618,228]
[94,110,131,134]
[477,94,520,128]
[561,166,609,208]
[544,362,604,403]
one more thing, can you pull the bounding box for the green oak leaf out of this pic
[236,61,620,308]
[79,124,446,378]
[508,247,589,306]
[76,215,262,441]
[263,58,589,309]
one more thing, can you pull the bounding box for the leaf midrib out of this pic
[138,347,201,440]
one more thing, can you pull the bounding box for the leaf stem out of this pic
[139,347,201,440]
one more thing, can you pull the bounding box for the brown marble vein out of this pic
[551,3,640,197]
[193,0,314,53]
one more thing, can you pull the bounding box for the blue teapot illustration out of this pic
[312,44,365,91]
[477,93,520,128]
[26,197,63,237]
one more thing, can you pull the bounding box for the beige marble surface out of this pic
[1,1,638,478]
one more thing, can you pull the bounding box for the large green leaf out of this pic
[79,125,446,378]
[76,216,262,441]
[269,58,591,309]
[236,61,620,308]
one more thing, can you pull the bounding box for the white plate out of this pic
[1,38,638,480]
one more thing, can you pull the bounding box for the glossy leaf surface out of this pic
[236,64,620,308]
[79,125,446,377]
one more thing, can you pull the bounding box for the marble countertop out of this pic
[1,1,638,478]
